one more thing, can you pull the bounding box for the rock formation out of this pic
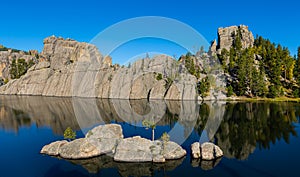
[0,25,255,100]
[0,48,39,80]
[0,36,197,100]
[191,142,223,160]
[41,124,186,163]
[209,25,254,55]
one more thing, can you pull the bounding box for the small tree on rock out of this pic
[64,127,76,141]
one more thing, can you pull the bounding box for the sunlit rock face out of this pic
[0,36,198,100]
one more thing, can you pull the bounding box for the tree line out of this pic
[218,31,300,98]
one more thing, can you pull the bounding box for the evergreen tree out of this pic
[298,47,300,61]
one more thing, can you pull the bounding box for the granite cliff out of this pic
[0,36,198,100]
[0,25,256,100]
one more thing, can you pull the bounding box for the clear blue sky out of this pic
[0,0,299,64]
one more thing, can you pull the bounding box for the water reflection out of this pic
[63,155,184,175]
[0,96,299,162]
[215,102,299,160]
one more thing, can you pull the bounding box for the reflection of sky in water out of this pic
[0,96,300,177]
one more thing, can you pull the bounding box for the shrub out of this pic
[64,127,76,141]
[156,73,163,80]
[197,77,210,97]
[227,85,234,97]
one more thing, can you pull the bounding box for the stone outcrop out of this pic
[86,123,123,154]
[40,140,68,156]
[59,138,101,159]
[114,136,186,162]
[209,25,254,55]
[0,48,39,80]
[41,124,186,163]
[41,124,123,159]
[0,36,197,100]
[191,142,223,160]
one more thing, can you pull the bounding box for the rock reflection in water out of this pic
[0,96,299,161]
[67,155,185,176]
[191,157,222,171]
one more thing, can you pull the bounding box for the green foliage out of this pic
[10,59,34,79]
[182,52,201,79]
[218,48,229,71]
[298,47,300,60]
[156,73,163,81]
[197,76,210,97]
[142,119,156,129]
[293,88,300,98]
[4,78,9,84]
[160,132,170,142]
[222,34,296,98]
[227,85,234,97]
[142,118,156,141]
[64,127,76,141]
[165,77,173,89]
[267,85,280,98]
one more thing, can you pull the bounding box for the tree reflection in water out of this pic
[0,96,298,162]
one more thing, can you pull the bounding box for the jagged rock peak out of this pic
[211,25,254,54]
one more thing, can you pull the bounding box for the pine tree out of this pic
[298,47,300,60]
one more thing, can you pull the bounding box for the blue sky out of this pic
[0,0,299,64]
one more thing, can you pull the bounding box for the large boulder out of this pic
[40,140,68,156]
[58,138,101,159]
[85,124,123,154]
[191,142,223,160]
[114,136,186,162]
[114,136,153,162]
[162,141,187,160]
[191,142,201,158]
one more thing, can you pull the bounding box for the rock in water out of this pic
[191,142,223,160]
[85,124,123,154]
[41,124,187,162]
[114,136,153,162]
[40,140,68,156]
[200,142,223,160]
[191,142,201,158]
[114,136,186,162]
[59,138,101,159]
[162,141,187,160]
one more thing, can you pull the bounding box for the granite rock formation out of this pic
[0,36,197,100]
[41,124,186,163]
[209,25,254,55]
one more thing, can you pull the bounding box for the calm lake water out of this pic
[0,96,299,177]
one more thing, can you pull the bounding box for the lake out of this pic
[0,96,299,177]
